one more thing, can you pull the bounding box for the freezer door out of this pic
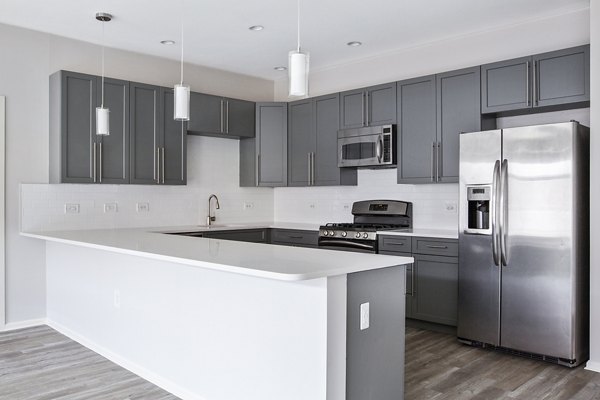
[500,123,577,359]
[458,130,502,345]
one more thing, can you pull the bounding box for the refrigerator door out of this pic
[458,130,502,345]
[500,123,576,359]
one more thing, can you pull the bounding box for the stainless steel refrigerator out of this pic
[458,121,589,367]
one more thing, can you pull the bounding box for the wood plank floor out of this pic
[2,325,600,399]
[0,325,179,400]
[406,326,600,400]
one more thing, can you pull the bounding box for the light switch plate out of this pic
[104,203,118,213]
[136,202,150,212]
[360,302,370,330]
[444,201,457,213]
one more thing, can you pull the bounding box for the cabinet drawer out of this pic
[378,236,412,253]
[203,229,267,243]
[412,237,458,257]
[270,229,318,247]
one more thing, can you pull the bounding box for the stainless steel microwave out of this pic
[338,124,396,168]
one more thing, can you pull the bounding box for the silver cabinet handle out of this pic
[156,148,160,184]
[425,244,448,249]
[225,101,229,133]
[220,100,224,133]
[92,142,97,182]
[533,61,537,106]
[431,142,435,182]
[436,142,441,182]
[365,91,370,126]
[161,147,165,184]
[361,92,365,127]
[257,154,261,186]
[307,152,312,186]
[526,61,530,106]
[491,160,501,267]
[311,152,315,185]
[500,159,509,266]
[99,142,102,183]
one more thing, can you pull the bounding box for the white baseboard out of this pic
[1,318,47,332]
[585,360,600,373]
[46,319,205,400]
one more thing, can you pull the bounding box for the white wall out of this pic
[588,0,600,372]
[0,22,274,325]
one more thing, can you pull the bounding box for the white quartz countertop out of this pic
[378,228,459,239]
[22,227,412,282]
[156,221,322,234]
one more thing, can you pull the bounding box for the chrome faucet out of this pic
[207,194,220,226]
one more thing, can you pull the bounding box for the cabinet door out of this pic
[412,254,458,326]
[379,250,413,318]
[60,71,97,183]
[397,76,437,184]
[256,103,287,187]
[97,78,129,184]
[188,92,223,134]
[161,89,186,185]
[225,98,255,138]
[287,99,314,186]
[481,56,532,113]
[367,83,396,126]
[339,88,366,129]
[314,93,346,186]
[533,45,590,107]
[130,82,161,184]
[436,67,481,183]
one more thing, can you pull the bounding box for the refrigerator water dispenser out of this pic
[466,186,491,232]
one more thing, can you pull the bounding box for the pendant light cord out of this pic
[101,20,105,107]
[180,0,184,85]
[297,0,300,52]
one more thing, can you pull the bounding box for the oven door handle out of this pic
[319,240,375,251]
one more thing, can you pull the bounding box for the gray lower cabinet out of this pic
[50,70,129,184]
[270,229,318,248]
[397,67,481,184]
[203,229,267,243]
[340,83,396,129]
[188,92,255,138]
[130,83,186,185]
[481,45,590,113]
[288,94,356,187]
[239,103,287,187]
[379,235,458,326]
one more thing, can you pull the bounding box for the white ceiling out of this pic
[0,0,590,80]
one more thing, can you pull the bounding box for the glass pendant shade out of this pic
[96,106,110,135]
[288,50,309,97]
[174,83,190,121]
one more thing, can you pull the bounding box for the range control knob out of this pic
[355,232,362,239]
[329,230,335,236]
[363,233,369,239]
[341,231,347,237]
[322,230,328,236]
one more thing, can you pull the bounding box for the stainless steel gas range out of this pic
[318,200,412,253]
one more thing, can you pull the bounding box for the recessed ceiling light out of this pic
[161,40,176,45]
[347,41,362,47]
[274,66,287,71]
[249,25,264,31]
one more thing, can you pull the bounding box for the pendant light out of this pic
[174,0,190,121]
[288,0,309,97]
[95,12,112,136]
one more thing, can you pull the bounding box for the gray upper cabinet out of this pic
[533,45,590,107]
[397,75,437,184]
[481,45,590,114]
[340,83,396,129]
[436,66,481,183]
[239,103,287,187]
[188,92,255,138]
[288,94,357,187]
[50,71,129,184]
[481,56,532,113]
[129,82,161,184]
[161,89,187,185]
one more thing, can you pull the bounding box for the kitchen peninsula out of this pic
[23,227,412,400]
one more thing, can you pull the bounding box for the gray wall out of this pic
[0,22,274,325]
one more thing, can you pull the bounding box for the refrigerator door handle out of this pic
[500,159,509,266]
[491,160,501,266]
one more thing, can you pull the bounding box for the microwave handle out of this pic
[376,135,383,163]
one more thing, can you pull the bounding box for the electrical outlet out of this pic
[360,302,370,330]
[308,203,316,209]
[243,202,254,210]
[64,203,80,214]
[343,203,351,211]
[136,202,150,212]
[113,289,121,309]
[444,202,457,213]
[104,203,118,213]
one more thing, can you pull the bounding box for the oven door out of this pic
[338,133,384,168]
[318,239,377,253]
